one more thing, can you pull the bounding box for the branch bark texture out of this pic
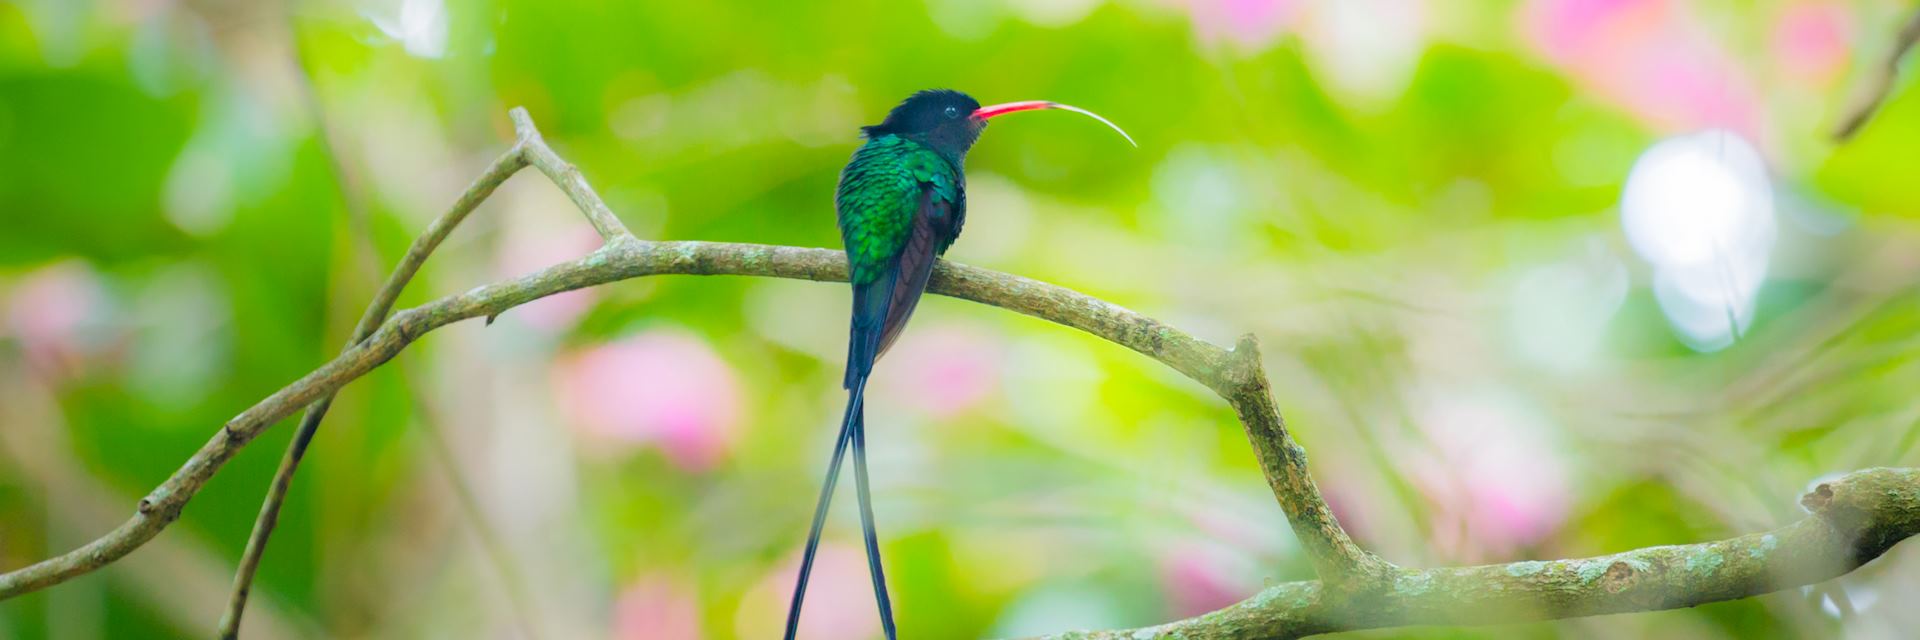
[1037,468,1920,639]
[0,108,1913,639]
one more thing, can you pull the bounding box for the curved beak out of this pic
[972,100,1137,147]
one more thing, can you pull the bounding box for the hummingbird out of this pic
[784,89,1133,640]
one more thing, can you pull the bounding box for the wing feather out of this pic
[836,136,965,387]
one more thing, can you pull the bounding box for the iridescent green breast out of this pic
[836,135,961,285]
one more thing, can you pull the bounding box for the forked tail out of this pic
[783,376,896,639]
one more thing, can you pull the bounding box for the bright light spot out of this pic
[1620,130,1775,352]
[1302,0,1427,106]
[1621,131,1772,266]
[367,0,449,59]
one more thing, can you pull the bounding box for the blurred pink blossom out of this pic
[1187,0,1304,51]
[5,262,111,379]
[497,225,604,331]
[615,574,703,640]
[876,324,1001,419]
[1770,2,1851,87]
[1519,0,1762,138]
[737,544,881,640]
[1156,541,1255,617]
[1522,0,1667,65]
[1406,390,1571,561]
[551,328,743,471]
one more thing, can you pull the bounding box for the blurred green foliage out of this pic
[2,0,1920,638]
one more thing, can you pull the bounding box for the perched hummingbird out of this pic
[784,89,1133,640]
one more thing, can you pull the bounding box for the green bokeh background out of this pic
[2,0,1919,638]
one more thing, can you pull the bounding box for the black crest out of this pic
[861,89,986,156]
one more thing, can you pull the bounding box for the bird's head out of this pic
[862,89,1134,158]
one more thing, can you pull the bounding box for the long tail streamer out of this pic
[784,376,896,639]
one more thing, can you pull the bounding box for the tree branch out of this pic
[0,108,1911,639]
[1034,468,1920,639]
[217,94,612,640]
[1215,336,1395,588]
[1833,5,1920,141]
[217,123,535,639]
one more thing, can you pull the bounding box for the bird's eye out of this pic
[943,106,960,119]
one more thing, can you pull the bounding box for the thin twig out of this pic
[217,13,402,635]
[509,108,634,241]
[226,19,556,634]
[1834,6,1920,141]
[0,109,1915,639]
[214,134,533,639]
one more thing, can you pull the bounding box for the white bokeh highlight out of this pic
[366,0,449,59]
[1620,130,1775,352]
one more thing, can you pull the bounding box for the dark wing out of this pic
[844,184,962,388]
[874,188,956,357]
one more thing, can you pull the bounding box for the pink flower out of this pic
[1520,0,1668,65]
[551,328,744,471]
[1156,542,1256,617]
[1519,0,1763,139]
[615,574,702,640]
[873,324,1001,419]
[5,261,111,379]
[1406,389,1572,561]
[1187,0,1304,52]
[1770,2,1851,87]
[735,545,882,640]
